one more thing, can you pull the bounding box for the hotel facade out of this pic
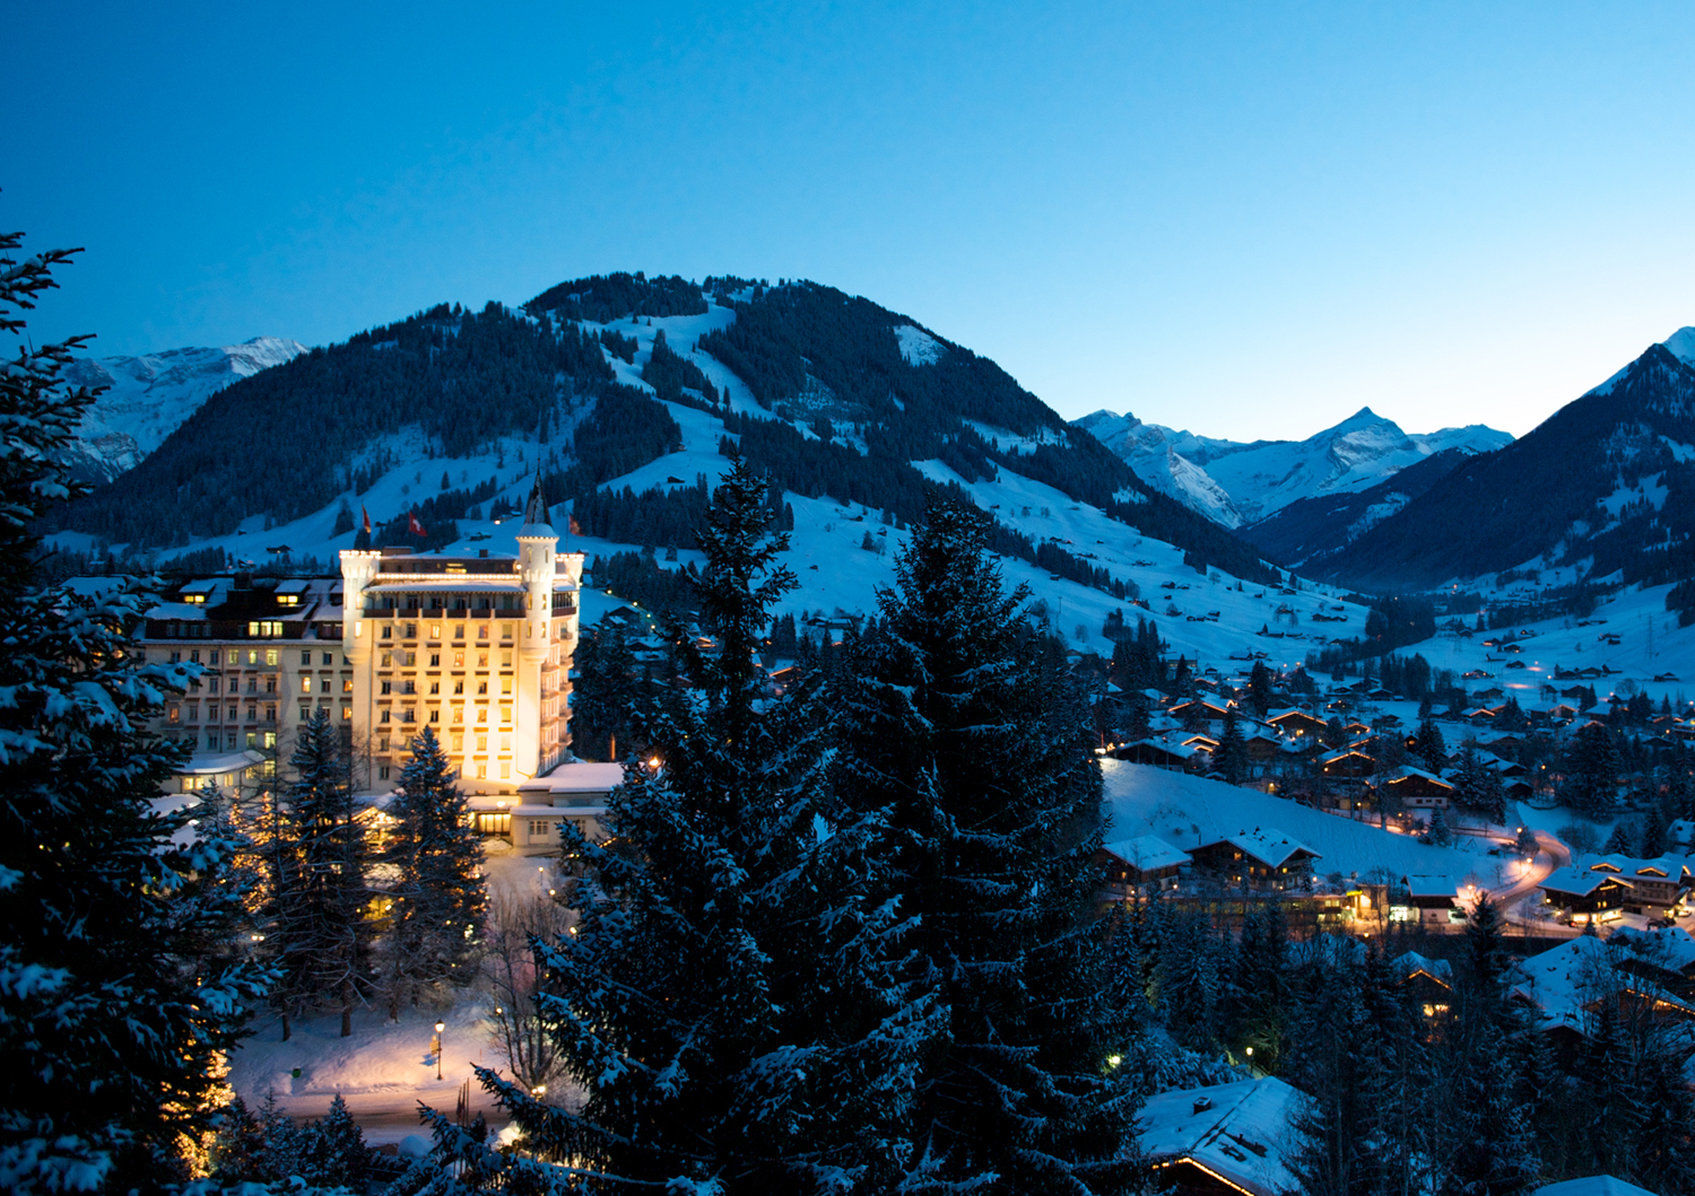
[141,483,588,803]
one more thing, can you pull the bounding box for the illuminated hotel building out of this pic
[141,477,585,798]
[339,479,584,791]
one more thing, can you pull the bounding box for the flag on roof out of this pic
[408,509,426,538]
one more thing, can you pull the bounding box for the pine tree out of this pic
[1439,900,1541,1195]
[270,710,370,1038]
[837,498,1141,1193]
[0,230,268,1190]
[384,726,487,1014]
[568,619,641,761]
[1218,707,1250,784]
[1246,660,1274,716]
[1415,715,1448,773]
[455,457,937,1192]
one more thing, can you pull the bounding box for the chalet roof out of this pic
[1587,855,1690,881]
[1197,827,1319,870]
[1139,1077,1303,1196]
[1101,835,1190,873]
[1532,1177,1663,1196]
[1266,708,1326,726]
[1609,926,1695,976]
[1383,766,1455,791]
[1393,951,1453,987]
[1510,935,1695,1030]
[1538,866,1631,898]
[1321,749,1375,766]
[1402,874,1466,901]
[1122,737,1203,761]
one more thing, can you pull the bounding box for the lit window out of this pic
[430,624,441,639]
[265,648,280,666]
[301,676,312,693]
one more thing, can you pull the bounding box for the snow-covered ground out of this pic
[228,846,572,1143]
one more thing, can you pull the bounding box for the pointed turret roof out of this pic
[519,470,556,538]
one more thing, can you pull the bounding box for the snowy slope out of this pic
[1075,407,1511,527]
[63,337,305,481]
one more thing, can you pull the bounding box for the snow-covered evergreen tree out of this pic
[454,456,938,1193]
[1438,899,1541,1195]
[383,726,486,1014]
[269,709,371,1038]
[0,231,267,1190]
[1217,707,1249,784]
[838,498,1141,1193]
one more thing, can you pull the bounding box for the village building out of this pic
[1577,857,1691,915]
[1265,708,1328,740]
[1188,828,1318,891]
[1098,834,1189,899]
[139,573,352,787]
[1396,875,1469,928]
[1374,766,1455,811]
[1114,737,1205,772]
[1536,866,1635,925]
[1392,951,1455,1029]
[486,760,624,848]
[1510,935,1695,1054]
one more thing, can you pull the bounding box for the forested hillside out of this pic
[52,273,1281,596]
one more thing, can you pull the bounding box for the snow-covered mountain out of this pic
[1311,326,1695,591]
[52,277,1383,663]
[1073,407,1512,528]
[61,337,305,482]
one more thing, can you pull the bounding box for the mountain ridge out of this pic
[1074,405,1512,528]
[62,336,306,482]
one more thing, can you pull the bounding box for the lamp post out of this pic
[435,1020,445,1081]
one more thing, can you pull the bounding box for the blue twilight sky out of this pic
[6,2,1693,441]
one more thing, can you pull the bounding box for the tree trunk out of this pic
[281,1011,291,1042]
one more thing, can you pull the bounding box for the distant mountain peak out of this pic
[1660,326,1695,368]
[1077,402,1507,528]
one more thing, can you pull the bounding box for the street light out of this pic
[435,1020,446,1081]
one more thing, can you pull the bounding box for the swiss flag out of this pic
[569,515,582,537]
[361,505,372,536]
[407,509,426,538]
